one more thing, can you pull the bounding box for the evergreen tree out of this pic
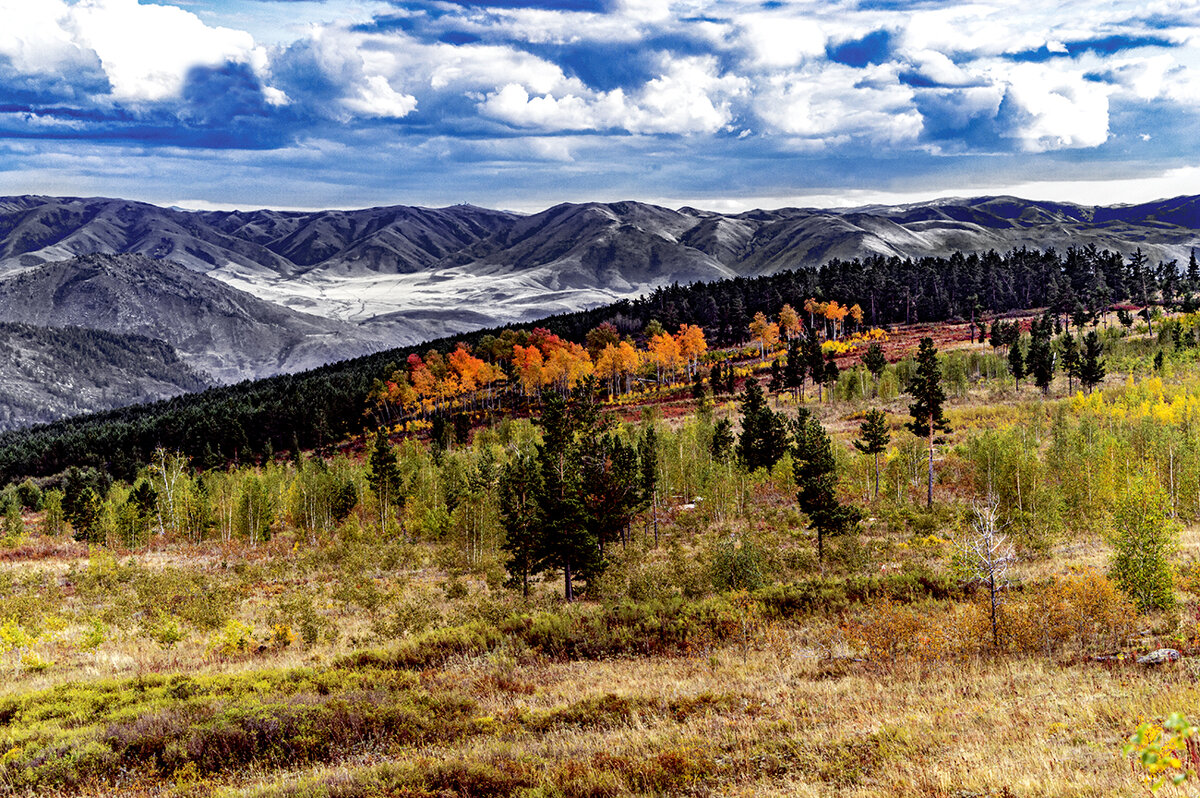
[784,337,806,400]
[862,341,887,382]
[988,320,1004,350]
[1008,336,1026,390]
[853,408,890,499]
[1058,333,1081,394]
[803,332,826,400]
[822,353,840,401]
[710,418,734,462]
[1028,318,1055,395]
[736,379,791,472]
[1189,248,1200,288]
[499,451,544,597]
[710,362,724,396]
[794,411,861,562]
[534,390,600,601]
[1080,330,1106,393]
[906,337,950,507]
[367,430,404,534]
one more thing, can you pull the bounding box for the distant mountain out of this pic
[2,194,1198,334]
[0,321,208,431]
[0,253,384,383]
[0,192,1199,427]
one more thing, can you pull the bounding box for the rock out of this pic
[1137,648,1181,665]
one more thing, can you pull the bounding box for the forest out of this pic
[0,245,1197,795]
[0,244,1192,485]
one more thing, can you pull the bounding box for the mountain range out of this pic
[0,192,1199,429]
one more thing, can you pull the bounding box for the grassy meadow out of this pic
[0,313,1199,796]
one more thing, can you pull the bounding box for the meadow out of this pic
[0,311,1197,796]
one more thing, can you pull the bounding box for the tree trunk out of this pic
[874,452,880,499]
[564,560,574,602]
[927,424,935,507]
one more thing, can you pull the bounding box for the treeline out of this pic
[0,245,1187,483]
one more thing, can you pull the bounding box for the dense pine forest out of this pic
[0,244,1198,795]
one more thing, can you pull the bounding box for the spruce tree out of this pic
[1028,318,1055,395]
[862,341,887,382]
[822,352,840,401]
[1080,331,1106,393]
[794,411,861,562]
[854,408,890,499]
[736,379,790,472]
[499,451,544,597]
[710,418,734,462]
[906,337,950,507]
[1058,333,1080,394]
[804,332,826,400]
[784,337,806,400]
[367,430,404,534]
[1008,337,1026,390]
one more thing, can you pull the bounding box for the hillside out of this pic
[0,322,208,430]
[1,194,1197,339]
[0,299,1194,796]
[0,253,384,383]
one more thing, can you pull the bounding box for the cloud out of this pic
[479,54,744,133]
[0,0,1198,208]
[995,64,1112,151]
[69,0,262,102]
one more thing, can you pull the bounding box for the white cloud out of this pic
[996,63,1111,151]
[755,64,921,144]
[68,0,261,102]
[738,14,826,68]
[343,74,416,118]
[0,1,90,75]
[479,55,744,134]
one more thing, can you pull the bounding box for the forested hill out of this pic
[0,245,1190,483]
[0,323,208,430]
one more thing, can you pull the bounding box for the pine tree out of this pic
[906,337,950,507]
[1189,248,1199,288]
[534,392,597,602]
[367,430,404,534]
[710,418,734,462]
[736,379,791,472]
[1028,317,1055,395]
[500,452,543,597]
[794,411,861,562]
[784,337,806,400]
[1008,337,1026,390]
[804,332,826,400]
[1058,333,1081,394]
[822,352,840,401]
[1080,330,1106,393]
[854,408,890,499]
[862,341,887,382]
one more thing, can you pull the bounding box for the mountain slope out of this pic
[0,321,208,431]
[0,253,383,383]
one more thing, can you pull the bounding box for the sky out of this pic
[1,0,1199,212]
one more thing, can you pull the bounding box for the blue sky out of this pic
[1,0,1198,212]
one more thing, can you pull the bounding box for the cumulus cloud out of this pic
[68,0,262,102]
[995,64,1112,151]
[479,55,744,134]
